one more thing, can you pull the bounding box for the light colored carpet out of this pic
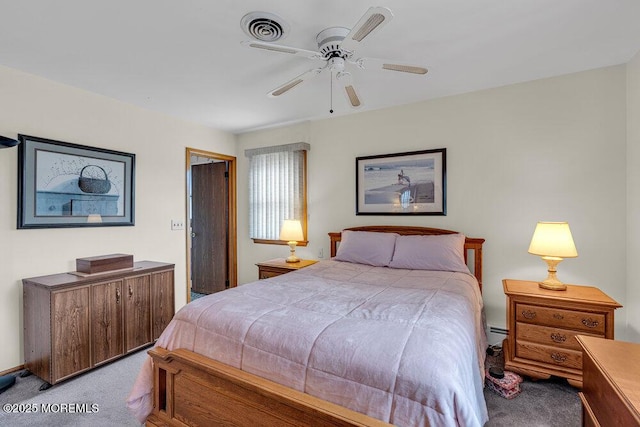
[0,348,147,427]
[484,376,580,426]
[0,346,580,426]
[483,347,581,426]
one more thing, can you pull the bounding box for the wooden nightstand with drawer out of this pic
[256,258,318,280]
[503,279,621,388]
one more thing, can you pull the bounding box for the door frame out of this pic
[185,147,237,302]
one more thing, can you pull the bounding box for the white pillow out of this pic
[334,231,398,267]
[389,233,469,273]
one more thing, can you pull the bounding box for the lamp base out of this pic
[538,256,567,291]
[285,241,300,263]
[538,279,567,291]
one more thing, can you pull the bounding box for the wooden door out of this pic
[191,162,229,294]
[151,270,175,340]
[91,280,124,365]
[52,286,91,382]
[124,275,151,352]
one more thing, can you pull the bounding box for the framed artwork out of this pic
[356,148,446,215]
[17,134,135,228]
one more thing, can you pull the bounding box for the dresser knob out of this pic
[550,333,567,343]
[582,318,599,328]
[522,310,537,320]
[550,353,567,363]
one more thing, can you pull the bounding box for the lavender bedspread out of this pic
[127,260,488,426]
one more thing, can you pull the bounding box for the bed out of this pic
[127,225,488,426]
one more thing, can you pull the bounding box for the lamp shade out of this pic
[528,222,578,258]
[279,219,304,242]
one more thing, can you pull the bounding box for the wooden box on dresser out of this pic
[577,335,640,427]
[23,261,174,389]
[502,279,621,388]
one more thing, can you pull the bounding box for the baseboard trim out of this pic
[0,364,25,376]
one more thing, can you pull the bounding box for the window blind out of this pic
[246,143,309,241]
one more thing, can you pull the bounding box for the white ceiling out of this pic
[1,1,639,134]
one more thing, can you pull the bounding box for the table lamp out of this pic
[528,221,578,290]
[280,219,304,263]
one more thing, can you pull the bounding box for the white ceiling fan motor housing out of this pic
[316,27,350,59]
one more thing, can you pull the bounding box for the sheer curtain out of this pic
[246,143,309,241]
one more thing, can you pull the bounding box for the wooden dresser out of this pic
[23,261,174,389]
[503,279,621,387]
[256,258,317,279]
[577,335,640,426]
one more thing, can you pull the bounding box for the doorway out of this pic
[186,148,237,302]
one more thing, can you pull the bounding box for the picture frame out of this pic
[17,134,135,228]
[356,148,446,215]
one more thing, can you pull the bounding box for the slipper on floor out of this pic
[0,375,16,394]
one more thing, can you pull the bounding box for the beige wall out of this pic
[1,60,636,372]
[0,65,237,371]
[237,65,629,343]
[627,50,640,341]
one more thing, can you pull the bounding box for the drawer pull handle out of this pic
[522,310,537,319]
[553,313,564,320]
[550,333,566,343]
[550,353,567,363]
[116,288,121,304]
[582,318,599,328]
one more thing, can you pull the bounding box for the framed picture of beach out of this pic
[356,148,446,215]
[17,134,135,228]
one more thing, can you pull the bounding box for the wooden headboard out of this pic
[328,225,485,292]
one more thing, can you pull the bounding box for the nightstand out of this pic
[502,279,621,388]
[256,258,318,280]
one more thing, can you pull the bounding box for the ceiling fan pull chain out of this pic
[329,72,334,114]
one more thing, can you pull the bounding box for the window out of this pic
[245,143,309,244]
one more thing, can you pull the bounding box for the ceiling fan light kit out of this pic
[241,6,428,112]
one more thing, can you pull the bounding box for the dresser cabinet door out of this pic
[91,280,124,365]
[151,270,174,340]
[52,286,91,382]
[124,275,151,352]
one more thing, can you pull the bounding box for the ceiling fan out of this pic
[241,6,428,110]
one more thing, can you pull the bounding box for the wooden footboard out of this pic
[147,347,392,427]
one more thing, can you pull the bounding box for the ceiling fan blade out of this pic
[340,7,393,53]
[381,63,428,75]
[357,57,428,75]
[336,72,362,108]
[344,85,362,108]
[241,40,322,60]
[268,67,325,97]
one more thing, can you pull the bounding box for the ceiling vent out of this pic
[241,12,289,42]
